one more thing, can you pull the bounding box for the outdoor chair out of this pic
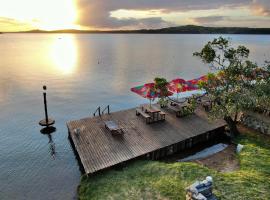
[168,97,187,104]
[104,120,124,135]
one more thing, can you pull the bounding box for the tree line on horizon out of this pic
[5,25,270,34]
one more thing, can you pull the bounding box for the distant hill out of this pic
[153,25,270,34]
[10,25,270,34]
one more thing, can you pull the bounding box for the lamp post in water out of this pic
[43,85,49,124]
[39,85,55,128]
[39,85,56,158]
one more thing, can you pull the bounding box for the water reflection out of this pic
[48,133,56,159]
[0,81,11,105]
[50,35,77,75]
[40,126,57,159]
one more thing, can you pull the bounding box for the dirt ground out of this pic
[164,125,270,172]
[193,144,239,172]
[193,125,270,172]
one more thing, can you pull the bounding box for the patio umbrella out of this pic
[185,75,208,91]
[167,78,186,99]
[131,82,172,107]
[188,75,208,85]
[131,83,157,107]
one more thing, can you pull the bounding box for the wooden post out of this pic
[39,85,55,127]
[43,85,49,124]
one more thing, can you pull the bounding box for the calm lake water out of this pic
[0,33,270,200]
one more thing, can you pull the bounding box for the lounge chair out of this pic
[168,97,187,104]
[104,120,124,135]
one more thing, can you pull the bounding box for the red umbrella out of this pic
[185,75,208,91]
[131,82,172,106]
[188,75,208,85]
[168,78,186,93]
[168,78,187,99]
[131,83,158,99]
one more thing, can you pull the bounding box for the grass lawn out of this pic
[78,126,270,200]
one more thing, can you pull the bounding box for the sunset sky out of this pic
[0,0,270,32]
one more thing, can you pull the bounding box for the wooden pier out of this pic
[67,106,226,174]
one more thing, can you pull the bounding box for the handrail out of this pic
[102,105,110,115]
[93,106,101,117]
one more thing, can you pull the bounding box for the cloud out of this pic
[0,17,34,31]
[192,15,270,27]
[250,0,270,16]
[0,17,24,26]
[192,16,226,25]
[135,17,176,29]
[75,0,252,29]
[85,16,174,29]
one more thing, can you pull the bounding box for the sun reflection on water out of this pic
[51,35,77,75]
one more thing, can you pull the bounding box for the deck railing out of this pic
[102,105,110,115]
[93,105,110,117]
[93,106,101,117]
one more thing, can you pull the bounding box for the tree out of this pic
[154,77,170,107]
[248,64,270,114]
[194,37,270,137]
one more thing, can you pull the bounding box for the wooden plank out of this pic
[67,105,226,174]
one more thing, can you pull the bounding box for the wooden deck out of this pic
[67,106,226,174]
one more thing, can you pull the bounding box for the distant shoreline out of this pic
[3,25,270,34]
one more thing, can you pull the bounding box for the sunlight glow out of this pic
[50,35,77,75]
[35,0,77,30]
[0,0,77,31]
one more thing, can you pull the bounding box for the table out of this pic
[140,104,164,122]
[167,100,190,117]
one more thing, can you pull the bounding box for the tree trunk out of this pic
[224,116,239,137]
